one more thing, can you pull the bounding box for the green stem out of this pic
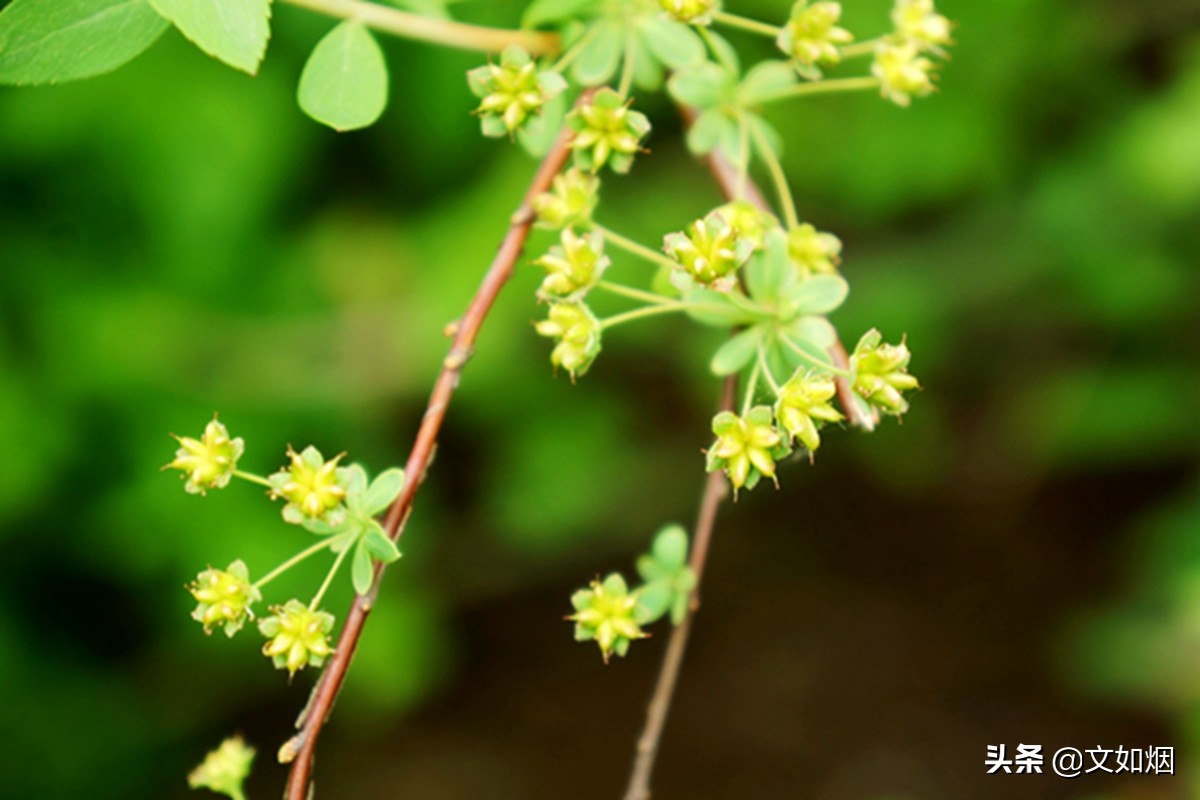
[754,76,881,105]
[757,341,782,394]
[698,25,738,74]
[779,333,851,377]
[596,280,674,306]
[747,123,798,230]
[736,116,750,200]
[712,11,780,39]
[741,358,762,416]
[618,31,637,98]
[253,537,343,591]
[600,302,726,330]
[233,470,272,488]
[592,222,677,270]
[840,39,881,58]
[310,542,353,610]
[279,0,560,55]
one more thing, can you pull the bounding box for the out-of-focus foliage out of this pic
[0,0,1196,798]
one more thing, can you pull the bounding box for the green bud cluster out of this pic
[706,406,792,492]
[535,302,602,378]
[787,222,842,276]
[714,201,778,251]
[567,89,651,174]
[188,560,261,637]
[259,599,336,676]
[534,229,609,300]
[850,329,919,415]
[774,370,842,453]
[467,46,566,137]
[777,1,853,80]
[165,417,243,495]
[664,211,754,291]
[659,0,719,26]
[188,736,255,800]
[269,445,349,525]
[569,573,647,662]
[533,168,600,230]
[873,0,953,106]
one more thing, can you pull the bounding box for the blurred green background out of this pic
[1,0,1197,798]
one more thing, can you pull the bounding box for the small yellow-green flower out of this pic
[659,0,718,25]
[892,0,952,54]
[706,407,791,491]
[714,200,779,251]
[774,371,842,454]
[567,88,651,174]
[188,560,261,637]
[467,45,567,137]
[165,417,243,495]
[850,329,919,415]
[663,211,754,291]
[534,229,609,300]
[269,446,348,525]
[873,39,937,107]
[777,1,853,80]
[188,736,255,800]
[535,302,602,378]
[787,222,842,276]
[569,573,647,662]
[258,599,335,676]
[533,167,600,230]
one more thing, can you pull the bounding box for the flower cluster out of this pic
[569,573,647,662]
[659,0,718,26]
[188,561,261,637]
[467,45,566,137]
[873,0,954,106]
[787,222,842,276]
[165,416,243,495]
[706,406,792,492]
[777,1,854,80]
[850,329,919,415]
[534,229,609,300]
[259,600,336,677]
[533,167,600,230]
[188,736,255,800]
[269,445,349,525]
[535,302,602,379]
[664,211,755,291]
[567,89,651,174]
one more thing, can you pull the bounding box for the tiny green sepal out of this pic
[188,735,255,800]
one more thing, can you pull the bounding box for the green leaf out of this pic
[638,16,703,70]
[786,274,849,315]
[517,91,569,157]
[362,522,401,563]
[363,467,405,516]
[351,539,374,595]
[298,21,389,131]
[522,0,596,29]
[148,0,270,75]
[710,327,762,376]
[651,525,689,571]
[684,288,761,327]
[571,18,622,86]
[0,0,168,85]
[635,581,672,624]
[738,60,798,106]
[685,109,734,157]
[668,62,730,109]
[745,228,794,304]
[787,315,837,349]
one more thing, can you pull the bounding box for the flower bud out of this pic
[258,599,335,676]
[533,167,600,230]
[659,0,718,25]
[268,445,348,526]
[188,560,261,637]
[664,211,754,290]
[534,229,609,300]
[467,46,567,137]
[873,39,937,107]
[567,88,651,174]
[774,371,842,454]
[777,1,853,80]
[850,329,919,415]
[787,222,842,276]
[188,736,255,800]
[569,573,647,662]
[535,302,602,378]
[892,0,952,54]
[706,406,791,491]
[165,417,243,495]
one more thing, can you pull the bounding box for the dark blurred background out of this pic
[1,0,1198,798]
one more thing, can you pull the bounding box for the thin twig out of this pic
[622,376,736,800]
[281,95,589,800]
[281,0,560,55]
